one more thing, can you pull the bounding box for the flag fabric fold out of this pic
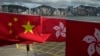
[19,25,51,43]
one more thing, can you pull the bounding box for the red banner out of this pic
[66,20,100,56]
[0,13,42,46]
[42,17,66,42]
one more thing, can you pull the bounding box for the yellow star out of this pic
[8,22,12,27]
[9,30,13,34]
[22,21,35,34]
[14,17,18,22]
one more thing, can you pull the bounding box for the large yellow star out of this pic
[22,21,35,34]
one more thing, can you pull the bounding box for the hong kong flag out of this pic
[66,20,100,56]
[42,17,66,42]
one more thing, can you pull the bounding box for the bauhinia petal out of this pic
[83,35,96,43]
[88,43,95,56]
[61,32,66,37]
[96,45,100,55]
[94,28,100,42]
[59,22,64,29]
[62,27,66,32]
[56,30,61,38]
[53,26,60,30]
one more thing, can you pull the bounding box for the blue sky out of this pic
[0,0,100,8]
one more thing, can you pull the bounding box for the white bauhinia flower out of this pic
[53,22,66,38]
[83,28,100,56]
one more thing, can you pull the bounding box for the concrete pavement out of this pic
[0,42,65,56]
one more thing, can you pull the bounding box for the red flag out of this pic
[42,17,66,42]
[66,20,100,56]
[0,12,42,46]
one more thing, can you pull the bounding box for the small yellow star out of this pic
[14,17,18,22]
[9,30,13,34]
[22,21,35,34]
[8,22,12,27]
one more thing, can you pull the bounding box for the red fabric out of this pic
[66,20,100,56]
[0,13,41,46]
[19,25,51,43]
[42,17,66,42]
[0,36,21,46]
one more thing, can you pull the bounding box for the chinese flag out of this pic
[66,20,100,56]
[0,12,41,46]
[42,17,66,42]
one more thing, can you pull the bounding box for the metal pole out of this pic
[26,44,30,56]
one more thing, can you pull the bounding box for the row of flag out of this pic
[0,13,100,56]
[0,13,66,45]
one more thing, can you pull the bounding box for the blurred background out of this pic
[0,0,100,16]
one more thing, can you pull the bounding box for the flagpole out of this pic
[26,44,30,56]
